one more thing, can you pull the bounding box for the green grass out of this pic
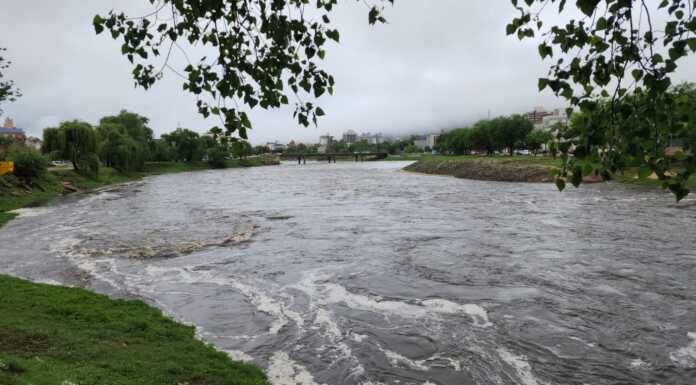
[385,154,425,161]
[613,167,696,189]
[0,274,267,385]
[416,154,562,168]
[0,159,275,230]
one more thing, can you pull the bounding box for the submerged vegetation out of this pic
[0,274,268,385]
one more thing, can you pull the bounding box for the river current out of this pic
[1,161,695,384]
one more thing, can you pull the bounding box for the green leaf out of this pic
[93,15,104,34]
[555,177,566,192]
[576,0,600,16]
[631,69,644,81]
[688,38,696,53]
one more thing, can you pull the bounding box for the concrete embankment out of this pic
[404,157,556,183]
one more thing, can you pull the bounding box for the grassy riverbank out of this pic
[405,155,696,189]
[0,158,275,229]
[405,155,559,182]
[0,274,267,385]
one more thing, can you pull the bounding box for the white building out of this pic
[265,141,287,152]
[342,130,358,144]
[318,134,333,153]
[540,108,569,131]
[414,133,440,151]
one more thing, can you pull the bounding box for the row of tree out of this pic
[41,110,254,177]
[435,115,552,156]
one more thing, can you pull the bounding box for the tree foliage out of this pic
[161,128,203,162]
[93,0,392,140]
[437,115,534,155]
[8,146,47,184]
[96,110,153,172]
[0,47,21,117]
[42,121,98,175]
[526,129,553,155]
[508,0,696,199]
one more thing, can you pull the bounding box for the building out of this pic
[526,106,552,127]
[413,136,428,150]
[540,108,568,130]
[526,107,569,131]
[360,132,384,145]
[265,141,287,153]
[413,133,440,151]
[342,130,358,145]
[318,134,334,153]
[26,137,43,150]
[0,118,26,142]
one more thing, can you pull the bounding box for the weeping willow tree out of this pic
[42,121,99,176]
[96,110,153,172]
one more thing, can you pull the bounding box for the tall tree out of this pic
[508,0,696,199]
[94,1,392,140]
[42,121,98,174]
[96,110,153,171]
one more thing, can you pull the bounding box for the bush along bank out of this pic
[0,274,268,385]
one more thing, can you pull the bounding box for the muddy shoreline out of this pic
[404,158,555,183]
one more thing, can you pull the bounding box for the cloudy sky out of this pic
[1,1,695,145]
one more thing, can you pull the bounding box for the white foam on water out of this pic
[351,332,368,343]
[267,351,323,385]
[381,348,430,371]
[295,271,492,327]
[669,332,696,368]
[8,207,53,218]
[224,349,255,362]
[629,358,650,369]
[497,348,547,385]
[422,299,492,328]
[144,266,304,335]
[568,336,596,348]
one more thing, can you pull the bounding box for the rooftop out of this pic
[0,127,25,135]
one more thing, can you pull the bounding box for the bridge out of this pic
[281,152,388,164]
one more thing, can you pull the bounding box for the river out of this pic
[1,161,695,384]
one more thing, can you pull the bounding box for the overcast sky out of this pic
[1,1,695,145]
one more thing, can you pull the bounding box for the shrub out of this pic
[76,153,100,179]
[206,146,228,169]
[9,146,48,183]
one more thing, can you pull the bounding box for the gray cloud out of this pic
[1,1,695,145]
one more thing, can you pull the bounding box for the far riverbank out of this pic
[404,155,558,182]
[404,155,696,189]
[0,157,279,229]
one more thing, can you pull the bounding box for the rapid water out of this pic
[1,161,695,384]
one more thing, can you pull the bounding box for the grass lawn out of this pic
[411,155,696,191]
[0,274,267,385]
[415,154,562,168]
[385,154,425,161]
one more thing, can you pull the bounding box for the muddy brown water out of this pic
[1,161,695,384]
